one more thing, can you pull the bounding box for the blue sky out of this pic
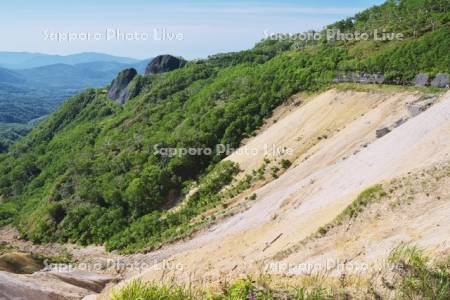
[0,0,385,59]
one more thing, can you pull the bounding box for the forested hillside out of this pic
[0,0,448,253]
[0,59,151,152]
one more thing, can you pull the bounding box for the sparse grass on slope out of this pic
[317,184,386,237]
[112,277,334,300]
[389,244,450,300]
[112,245,450,300]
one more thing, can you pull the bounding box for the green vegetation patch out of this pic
[389,244,450,300]
[112,277,334,300]
[317,185,386,237]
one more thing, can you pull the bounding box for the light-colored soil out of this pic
[274,161,450,275]
[3,88,449,299]
[95,89,450,298]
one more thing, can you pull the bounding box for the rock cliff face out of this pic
[107,68,137,105]
[144,55,186,75]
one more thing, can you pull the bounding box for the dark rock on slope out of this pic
[107,68,137,105]
[431,73,449,88]
[414,73,429,87]
[332,72,385,84]
[145,55,186,75]
[376,127,391,138]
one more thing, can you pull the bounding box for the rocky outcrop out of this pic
[334,72,449,88]
[0,270,118,300]
[431,73,449,88]
[145,55,186,75]
[107,68,137,105]
[0,252,43,274]
[406,94,438,117]
[414,73,429,87]
[332,72,385,84]
[375,127,391,138]
[48,271,119,293]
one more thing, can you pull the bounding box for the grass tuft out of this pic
[112,277,335,300]
[388,244,450,300]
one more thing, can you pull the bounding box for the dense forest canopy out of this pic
[0,0,448,253]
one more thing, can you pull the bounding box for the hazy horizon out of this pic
[1,0,384,59]
[0,51,148,61]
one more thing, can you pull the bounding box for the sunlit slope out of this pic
[116,89,450,291]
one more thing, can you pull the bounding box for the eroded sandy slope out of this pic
[99,89,450,298]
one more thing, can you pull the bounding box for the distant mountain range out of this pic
[0,67,26,85]
[0,52,142,69]
[0,60,150,89]
[0,52,152,148]
[0,52,152,120]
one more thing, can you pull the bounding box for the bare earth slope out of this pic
[70,88,449,298]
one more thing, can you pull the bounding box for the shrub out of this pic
[338,184,385,220]
[280,159,292,169]
[0,202,17,226]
